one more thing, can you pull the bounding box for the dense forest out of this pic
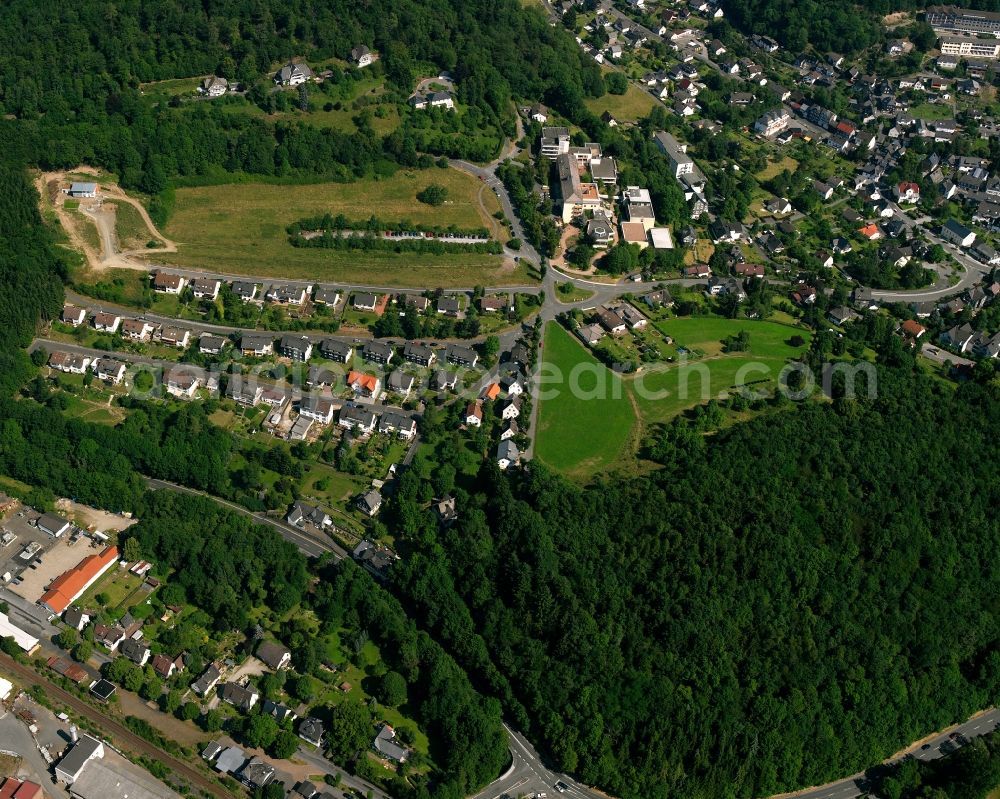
[384,368,1000,799]
[0,0,603,192]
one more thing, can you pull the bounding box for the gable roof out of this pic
[40,546,118,614]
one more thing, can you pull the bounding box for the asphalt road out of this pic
[785,708,1000,799]
[143,477,344,559]
[471,724,609,799]
[869,204,991,302]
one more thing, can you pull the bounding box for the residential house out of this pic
[256,641,292,670]
[313,287,341,306]
[828,306,860,326]
[596,308,627,335]
[287,501,332,530]
[432,369,457,390]
[361,341,396,365]
[357,490,383,517]
[446,344,478,368]
[576,323,604,345]
[338,404,377,434]
[320,339,353,363]
[497,440,521,470]
[346,370,381,397]
[218,682,260,711]
[201,76,228,97]
[199,334,227,355]
[61,305,87,327]
[941,219,976,247]
[941,323,977,352]
[267,284,308,305]
[373,724,410,764]
[159,326,191,348]
[299,396,336,424]
[437,296,463,317]
[48,351,91,375]
[240,333,274,357]
[275,61,314,86]
[92,312,121,333]
[231,281,258,302]
[501,397,521,420]
[403,342,436,367]
[119,638,151,666]
[93,358,127,384]
[351,45,374,67]
[191,277,221,300]
[465,400,483,427]
[279,335,313,361]
[386,371,415,398]
[378,411,417,440]
[164,368,201,399]
[653,130,694,177]
[120,318,154,342]
[191,664,222,696]
[152,272,185,294]
[299,718,325,747]
[227,381,263,407]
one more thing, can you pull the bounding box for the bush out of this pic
[416,184,448,206]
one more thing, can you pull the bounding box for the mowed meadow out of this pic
[155,167,526,287]
[536,316,813,479]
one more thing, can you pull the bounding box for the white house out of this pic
[275,62,313,86]
[351,46,374,68]
[201,76,229,97]
[941,219,976,248]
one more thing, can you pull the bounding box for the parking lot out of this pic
[0,505,91,601]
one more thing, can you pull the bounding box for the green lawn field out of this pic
[538,317,812,479]
[583,83,657,122]
[535,322,637,478]
[156,168,525,287]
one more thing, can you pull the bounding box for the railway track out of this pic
[0,654,232,799]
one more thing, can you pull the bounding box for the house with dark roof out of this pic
[256,640,292,670]
[218,681,260,711]
[299,717,325,747]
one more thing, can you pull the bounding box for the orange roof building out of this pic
[858,223,880,240]
[40,546,118,615]
[902,319,926,338]
[0,778,45,799]
[346,371,380,396]
[482,382,501,401]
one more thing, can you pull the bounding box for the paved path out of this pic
[143,478,345,560]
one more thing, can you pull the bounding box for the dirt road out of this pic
[36,169,177,273]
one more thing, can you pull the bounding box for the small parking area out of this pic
[0,505,93,602]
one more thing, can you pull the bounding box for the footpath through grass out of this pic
[156,168,522,287]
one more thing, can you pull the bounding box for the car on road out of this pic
[554,782,568,793]
[921,743,931,750]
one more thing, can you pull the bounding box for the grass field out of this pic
[156,169,526,287]
[538,317,813,479]
[584,83,658,122]
[114,201,159,250]
[536,322,637,478]
[909,102,955,120]
[755,155,799,181]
